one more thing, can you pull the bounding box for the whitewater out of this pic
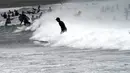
[24,0,130,50]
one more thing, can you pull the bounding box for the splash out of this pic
[27,1,130,50]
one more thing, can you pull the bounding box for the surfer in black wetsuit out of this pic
[5,15,14,26]
[56,17,67,34]
[19,14,23,25]
[19,11,31,26]
[37,5,41,13]
[14,10,19,16]
[1,12,7,19]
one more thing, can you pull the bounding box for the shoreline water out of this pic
[0,46,129,73]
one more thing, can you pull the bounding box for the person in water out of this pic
[1,12,7,19]
[14,10,19,16]
[19,11,31,26]
[5,15,14,26]
[56,17,67,34]
[37,5,41,13]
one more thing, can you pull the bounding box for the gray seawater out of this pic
[0,25,32,46]
[0,46,130,73]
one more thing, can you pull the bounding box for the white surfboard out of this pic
[33,40,50,46]
[13,26,27,33]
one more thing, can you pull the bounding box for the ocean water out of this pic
[0,45,130,73]
[0,0,130,73]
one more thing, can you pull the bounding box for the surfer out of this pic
[56,17,67,34]
[1,12,7,19]
[37,5,41,13]
[5,15,14,26]
[19,11,31,26]
[48,7,52,12]
[31,15,35,21]
[14,10,19,16]
[19,14,23,25]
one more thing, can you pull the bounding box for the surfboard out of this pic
[13,26,27,33]
[33,40,50,46]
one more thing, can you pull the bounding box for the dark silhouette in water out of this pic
[19,11,31,26]
[5,15,14,26]
[1,12,7,19]
[1,10,19,19]
[48,7,52,12]
[19,14,23,25]
[14,10,19,16]
[56,17,67,34]
[32,8,37,14]
[37,5,41,13]
[31,15,35,21]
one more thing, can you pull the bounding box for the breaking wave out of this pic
[27,1,130,50]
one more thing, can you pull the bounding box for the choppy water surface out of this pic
[0,47,130,73]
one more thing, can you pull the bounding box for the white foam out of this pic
[28,0,130,50]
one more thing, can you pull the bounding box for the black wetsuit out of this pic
[5,16,13,26]
[19,14,31,26]
[14,10,19,16]
[1,13,7,19]
[58,21,67,33]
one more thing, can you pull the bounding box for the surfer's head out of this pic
[56,17,60,22]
